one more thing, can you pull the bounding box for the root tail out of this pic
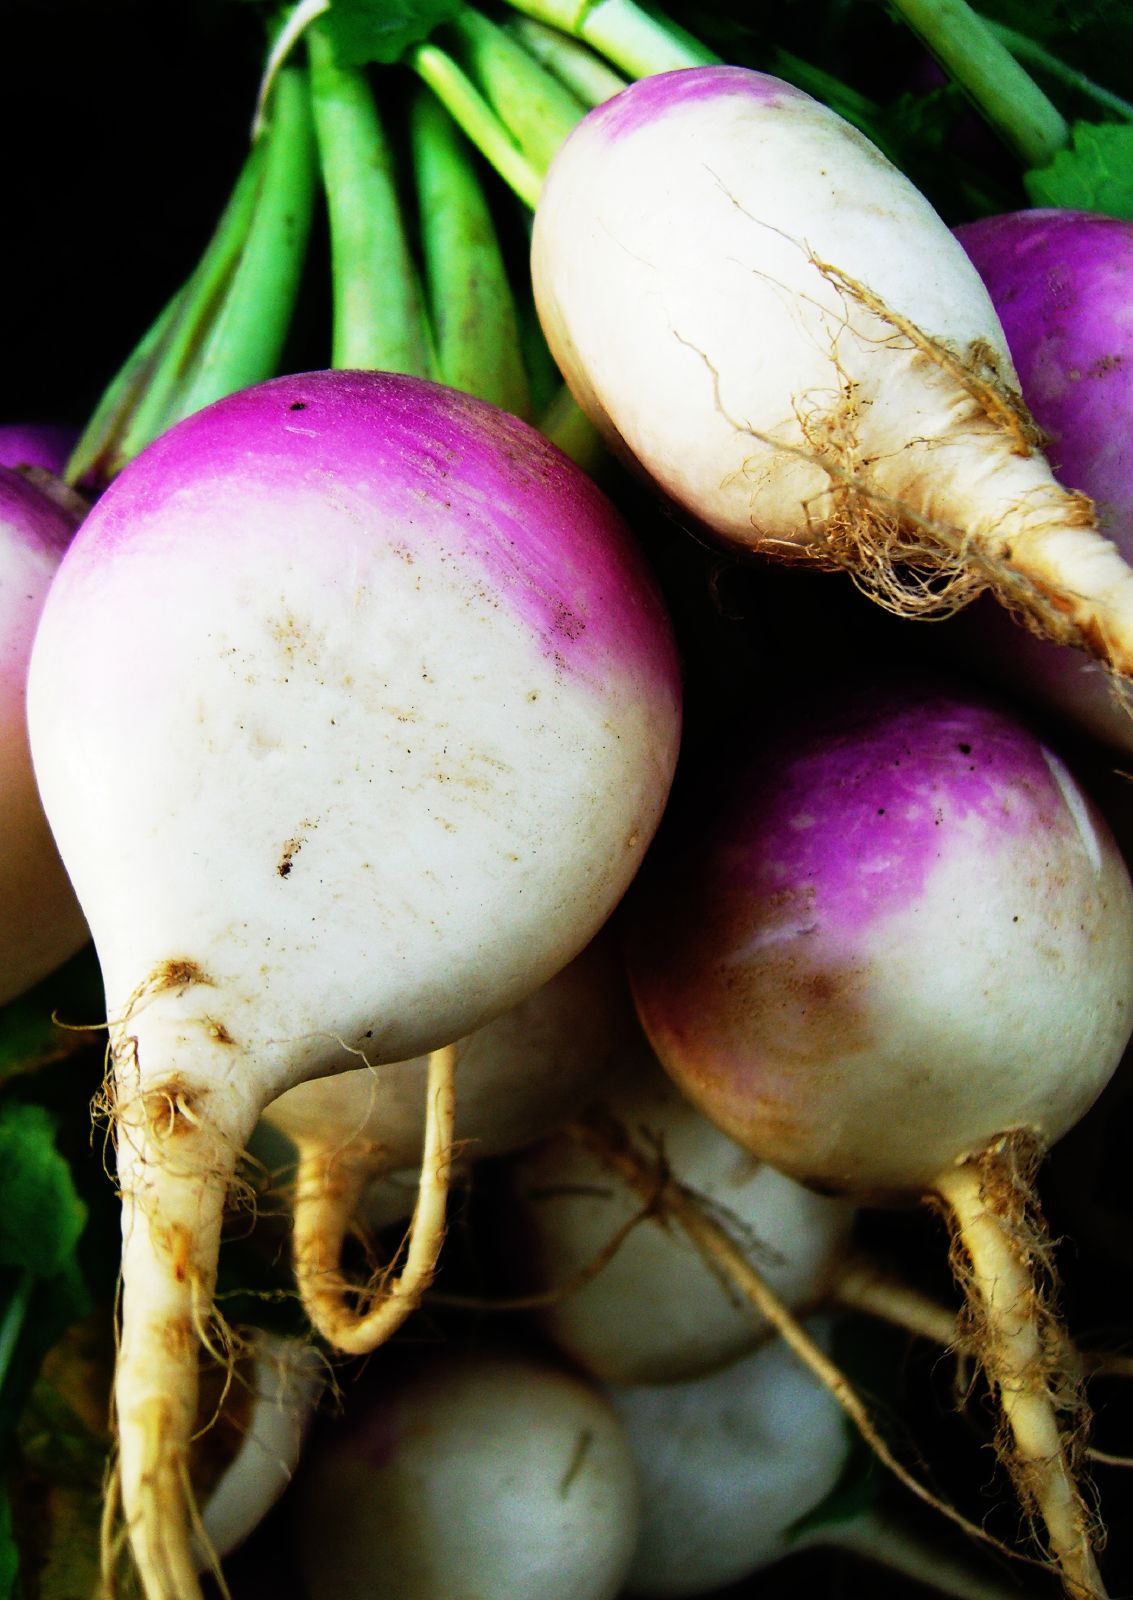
[291,1043,457,1356]
[934,1135,1106,1600]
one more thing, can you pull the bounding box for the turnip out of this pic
[611,1322,1029,1600]
[623,682,1133,1599]
[24,367,681,1600]
[0,423,77,477]
[293,1344,641,1600]
[948,210,1133,752]
[0,467,88,1004]
[260,931,640,1346]
[530,66,1133,682]
[505,1047,856,1383]
[196,1332,324,1567]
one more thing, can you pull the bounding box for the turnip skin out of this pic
[532,67,1133,676]
[626,689,1133,1202]
[294,1347,642,1600]
[0,423,76,476]
[25,369,680,1600]
[0,467,88,1002]
[951,211,1133,750]
[507,1052,855,1383]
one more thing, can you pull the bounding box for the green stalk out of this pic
[308,24,435,375]
[982,16,1133,123]
[504,15,628,107]
[65,143,266,488]
[409,88,531,416]
[442,8,587,173]
[166,61,318,422]
[885,0,1069,168]
[409,42,544,207]
[495,0,716,79]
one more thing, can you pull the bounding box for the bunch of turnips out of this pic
[7,2,1133,1599]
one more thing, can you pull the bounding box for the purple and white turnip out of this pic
[25,367,681,1600]
[532,66,1133,685]
[624,680,1133,1599]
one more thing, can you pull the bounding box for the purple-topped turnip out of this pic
[0,467,88,1002]
[532,67,1133,685]
[26,368,681,1600]
[0,423,77,477]
[953,210,1133,750]
[624,683,1133,1599]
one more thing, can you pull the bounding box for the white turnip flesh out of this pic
[293,1345,641,1600]
[25,368,681,1600]
[0,466,88,1002]
[624,682,1133,1599]
[532,66,1133,680]
[505,1048,855,1383]
[612,1324,1026,1600]
[260,930,640,1343]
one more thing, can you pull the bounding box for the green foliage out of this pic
[1025,119,1133,217]
[320,0,466,65]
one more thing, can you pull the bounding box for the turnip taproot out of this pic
[25,368,681,1600]
[531,66,1133,680]
[0,467,88,1003]
[294,1345,641,1600]
[624,683,1133,1599]
[261,931,639,1347]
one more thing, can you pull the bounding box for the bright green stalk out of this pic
[495,0,716,79]
[308,24,435,375]
[443,9,587,172]
[504,15,628,107]
[166,62,318,422]
[65,144,266,488]
[409,41,544,207]
[886,0,1069,168]
[409,88,531,416]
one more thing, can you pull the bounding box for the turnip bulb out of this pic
[0,466,88,1002]
[505,1048,854,1383]
[25,368,681,1600]
[294,1345,642,1600]
[624,681,1133,1599]
[532,66,1133,681]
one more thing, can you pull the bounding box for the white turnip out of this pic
[0,467,88,1003]
[260,930,640,1345]
[293,1344,641,1600]
[612,1323,1028,1600]
[196,1332,324,1567]
[505,1048,855,1382]
[531,66,1133,681]
[623,681,1133,1599]
[25,368,681,1600]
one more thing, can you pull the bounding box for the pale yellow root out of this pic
[935,1152,1106,1600]
[291,1044,457,1356]
[111,1080,250,1600]
[831,1253,962,1349]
